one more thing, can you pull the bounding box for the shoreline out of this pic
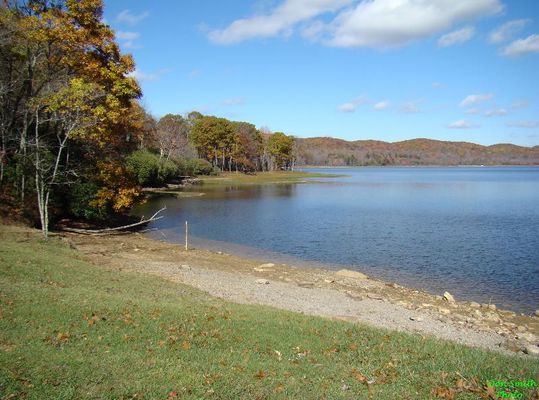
[63,229,539,357]
[143,230,535,315]
[299,165,539,168]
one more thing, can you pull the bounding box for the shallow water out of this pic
[133,166,539,314]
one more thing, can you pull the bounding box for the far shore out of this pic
[298,164,539,168]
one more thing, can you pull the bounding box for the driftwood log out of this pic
[61,207,166,235]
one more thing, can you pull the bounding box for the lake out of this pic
[133,167,539,314]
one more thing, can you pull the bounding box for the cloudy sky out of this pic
[104,0,539,146]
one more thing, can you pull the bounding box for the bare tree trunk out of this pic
[34,110,70,239]
[20,112,29,204]
[34,111,47,238]
[0,129,5,184]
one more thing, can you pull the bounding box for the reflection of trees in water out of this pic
[132,184,298,230]
[214,184,297,199]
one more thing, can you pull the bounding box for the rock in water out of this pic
[336,269,368,280]
[535,310,539,317]
[255,279,270,285]
[443,291,455,303]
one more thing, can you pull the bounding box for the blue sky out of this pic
[103,0,539,146]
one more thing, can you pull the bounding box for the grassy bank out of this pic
[198,171,345,186]
[0,225,538,399]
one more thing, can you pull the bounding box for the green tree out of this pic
[267,132,295,170]
[190,116,234,171]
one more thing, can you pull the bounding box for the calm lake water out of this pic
[133,167,539,314]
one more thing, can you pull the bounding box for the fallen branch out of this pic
[60,207,166,235]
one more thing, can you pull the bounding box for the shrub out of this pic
[126,150,179,187]
[175,158,216,176]
[68,182,108,220]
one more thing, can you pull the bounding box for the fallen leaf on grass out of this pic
[255,370,266,380]
[56,332,69,342]
[274,383,285,393]
[432,386,455,399]
[440,371,449,383]
[351,368,368,384]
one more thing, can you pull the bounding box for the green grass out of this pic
[0,226,538,399]
[198,171,345,186]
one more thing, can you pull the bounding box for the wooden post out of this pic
[185,221,188,251]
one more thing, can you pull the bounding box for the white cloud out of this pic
[459,93,493,107]
[373,101,389,110]
[117,9,149,25]
[116,31,140,41]
[448,120,475,129]
[222,98,245,106]
[432,82,445,89]
[485,108,508,117]
[301,20,327,40]
[338,95,368,113]
[208,0,352,44]
[338,103,357,112]
[465,108,480,114]
[327,0,502,48]
[128,68,169,82]
[502,34,539,57]
[437,26,475,47]
[511,100,528,109]
[489,19,531,44]
[206,0,502,48]
[507,120,539,128]
[400,99,422,113]
[116,31,140,49]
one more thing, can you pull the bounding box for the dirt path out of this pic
[65,232,539,357]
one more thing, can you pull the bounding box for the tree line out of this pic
[0,0,296,237]
[147,111,295,173]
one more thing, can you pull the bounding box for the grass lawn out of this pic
[198,171,345,186]
[0,225,538,399]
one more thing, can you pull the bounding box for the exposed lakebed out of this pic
[133,166,539,314]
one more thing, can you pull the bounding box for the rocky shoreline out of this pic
[63,231,539,358]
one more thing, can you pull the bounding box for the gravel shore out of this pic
[65,232,539,357]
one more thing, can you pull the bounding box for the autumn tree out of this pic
[231,121,262,172]
[190,116,234,171]
[0,0,143,236]
[155,114,189,160]
[267,132,295,170]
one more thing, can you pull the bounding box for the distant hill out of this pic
[295,137,539,166]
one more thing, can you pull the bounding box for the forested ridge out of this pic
[295,137,539,166]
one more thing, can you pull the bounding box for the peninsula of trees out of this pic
[0,1,296,236]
